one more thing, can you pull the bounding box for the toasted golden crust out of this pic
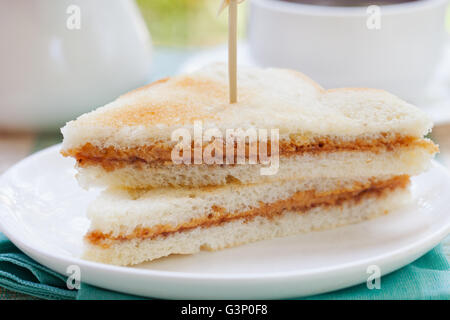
[85,69,323,128]
[100,77,226,127]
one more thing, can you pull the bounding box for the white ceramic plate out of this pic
[0,145,449,299]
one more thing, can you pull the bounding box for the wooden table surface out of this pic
[0,126,449,299]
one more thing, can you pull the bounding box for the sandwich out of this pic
[61,63,438,266]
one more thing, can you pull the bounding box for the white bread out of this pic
[87,175,400,236]
[83,187,410,266]
[61,63,433,152]
[77,146,433,188]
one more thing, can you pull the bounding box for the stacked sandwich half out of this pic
[61,64,437,266]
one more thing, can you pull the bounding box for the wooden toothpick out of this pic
[219,0,244,104]
[228,0,238,103]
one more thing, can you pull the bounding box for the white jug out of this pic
[0,0,153,131]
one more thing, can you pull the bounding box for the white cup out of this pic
[0,0,152,131]
[248,0,449,102]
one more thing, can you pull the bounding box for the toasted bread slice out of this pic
[61,63,437,188]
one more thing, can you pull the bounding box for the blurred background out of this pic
[136,0,248,47]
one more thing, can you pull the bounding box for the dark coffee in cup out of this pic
[278,0,420,6]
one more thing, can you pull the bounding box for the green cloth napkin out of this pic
[0,232,448,300]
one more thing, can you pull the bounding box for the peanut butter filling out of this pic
[62,134,437,171]
[86,175,410,248]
